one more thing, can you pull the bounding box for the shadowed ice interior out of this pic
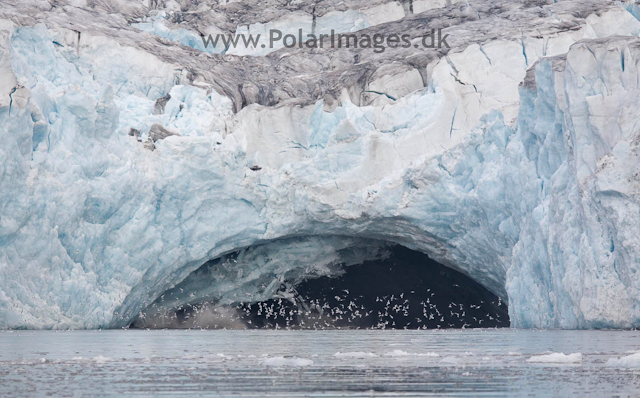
[131,239,508,329]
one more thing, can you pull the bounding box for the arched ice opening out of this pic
[129,236,509,329]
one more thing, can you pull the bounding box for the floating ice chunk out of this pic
[93,355,113,363]
[526,353,582,364]
[262,356,313,367]
[334,352,379,359]
[440,356,463,365]
[384,350,412,357]
[605,353,640,368]
[384,350,439,357]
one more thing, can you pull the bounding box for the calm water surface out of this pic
[0,329,639,397]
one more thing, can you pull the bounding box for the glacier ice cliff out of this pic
[1,0,640,329]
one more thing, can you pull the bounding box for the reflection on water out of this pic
[0,329,639,397]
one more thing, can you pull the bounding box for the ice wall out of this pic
[1,1,640,329]
[508,38,640,328]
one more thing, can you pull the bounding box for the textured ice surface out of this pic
[1,0,640,329]
[131,1,465,56]
[132,12,224,54]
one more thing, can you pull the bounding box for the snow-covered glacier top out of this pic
[1,0,640,329]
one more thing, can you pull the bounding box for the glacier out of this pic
[1,0,640,329]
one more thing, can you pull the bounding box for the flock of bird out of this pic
[134,285,507,330]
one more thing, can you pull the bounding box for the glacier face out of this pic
[1,0,640,329]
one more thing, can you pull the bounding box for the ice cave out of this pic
[130,241,509,329]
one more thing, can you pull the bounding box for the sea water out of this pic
[0,329,639,397]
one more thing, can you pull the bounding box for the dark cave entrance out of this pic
[131,244,509,329]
